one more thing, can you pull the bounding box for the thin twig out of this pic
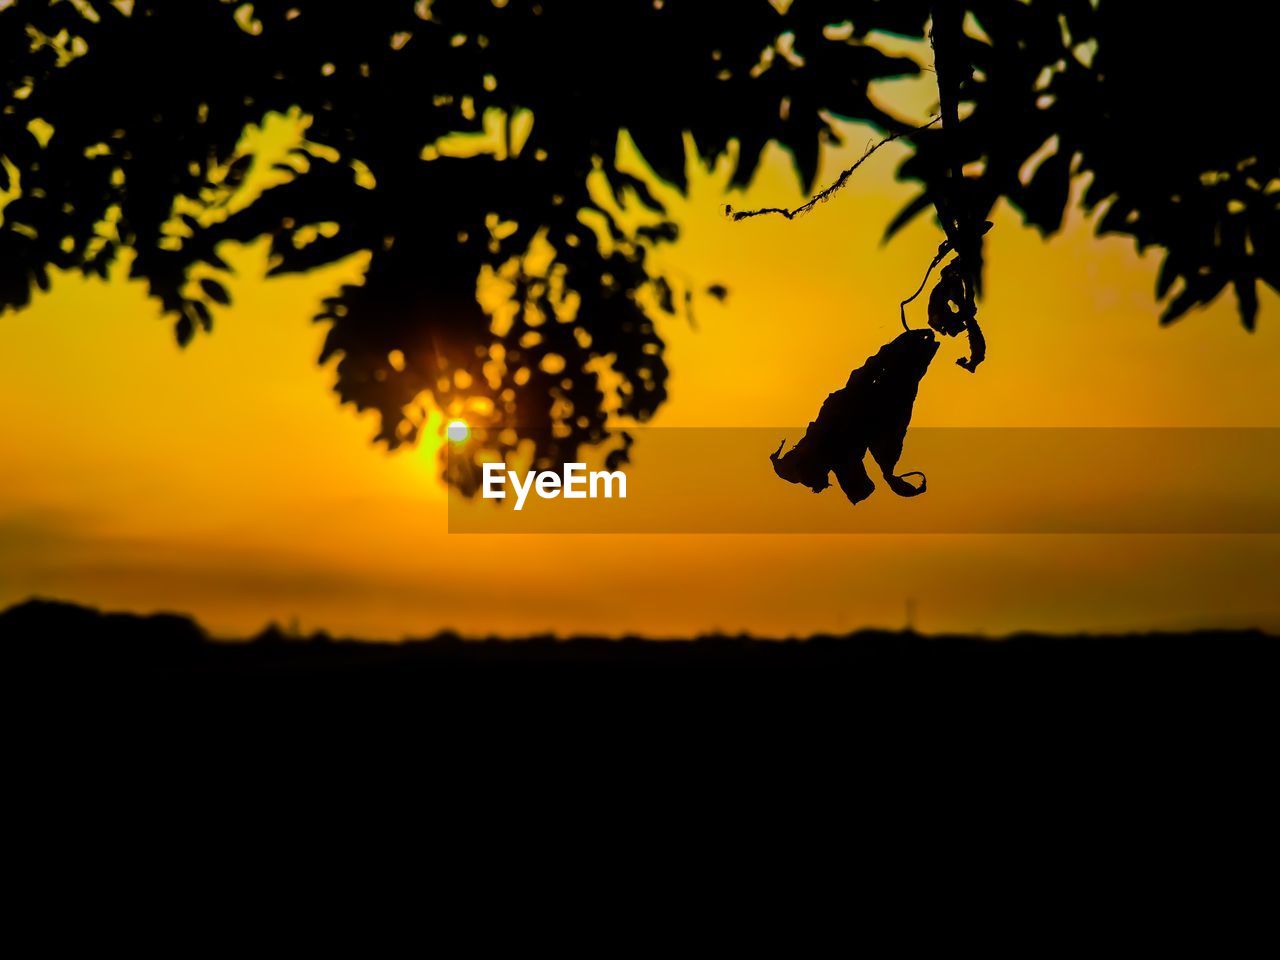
[899,245,947,331]
[726,117,940,222]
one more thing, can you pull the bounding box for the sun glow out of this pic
[446,419,470,443]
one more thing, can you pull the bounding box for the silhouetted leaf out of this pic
[884,192,934,241]
[1235,278,1259,331]
[199,278,231,305]
[653,276,675,314]
[175,312,194,346]
[1155,253,1180,300]
[1017,149,1071,234]
[188,299,213,332]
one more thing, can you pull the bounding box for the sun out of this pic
[446,419,470,443]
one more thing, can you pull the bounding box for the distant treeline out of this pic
[2,598,1275,677]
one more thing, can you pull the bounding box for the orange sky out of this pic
[2,69,1278,638]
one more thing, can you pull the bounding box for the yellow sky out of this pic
[2,74,1278,637]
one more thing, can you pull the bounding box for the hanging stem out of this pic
[930,2,986,371]
[900,245,946,331]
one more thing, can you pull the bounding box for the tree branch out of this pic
[930,1,986,371]
[726,118,939,222]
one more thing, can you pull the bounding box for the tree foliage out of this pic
[1,1,1275,488]
[893,1,1278,331]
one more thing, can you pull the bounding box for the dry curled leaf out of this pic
[770,329,938,506]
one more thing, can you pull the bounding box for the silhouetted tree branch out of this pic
[1,1,1275,492]
[928,2,985,371]
[726,117,939,222]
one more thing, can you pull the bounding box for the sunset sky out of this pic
[2,65,1277,639]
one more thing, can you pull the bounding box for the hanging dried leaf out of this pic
[770,329,938,506]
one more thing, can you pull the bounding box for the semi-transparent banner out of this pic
[447,428,1280,534]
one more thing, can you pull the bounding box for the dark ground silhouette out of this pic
[4,598,1275,678]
